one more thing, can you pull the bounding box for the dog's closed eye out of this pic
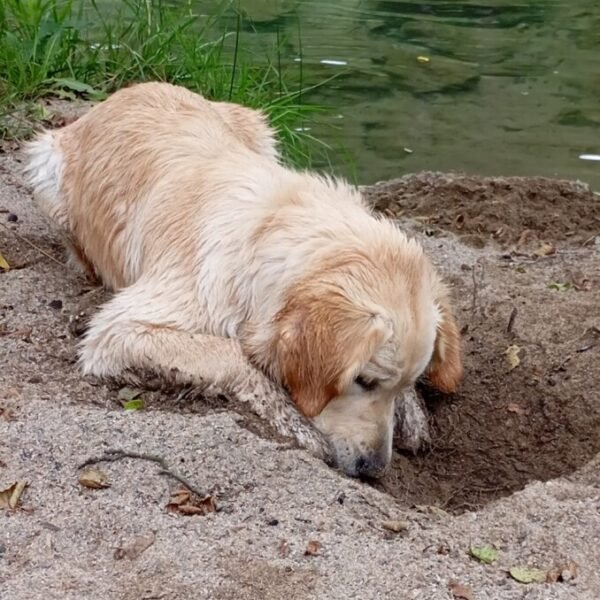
[354,375,378,392]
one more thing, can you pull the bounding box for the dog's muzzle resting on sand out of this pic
[24,82,463,478]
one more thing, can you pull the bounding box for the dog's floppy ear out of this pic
[276,292,388,418]
[426,301,463,393]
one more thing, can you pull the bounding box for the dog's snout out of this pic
[353,454,388,479]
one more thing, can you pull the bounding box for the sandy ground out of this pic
[1,143,600,599]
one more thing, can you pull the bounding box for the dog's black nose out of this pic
[353,455,387,479]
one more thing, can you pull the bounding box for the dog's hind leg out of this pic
[24,130,98,282]
[80,282,331,460]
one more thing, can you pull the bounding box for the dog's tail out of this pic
[23,129,69,230]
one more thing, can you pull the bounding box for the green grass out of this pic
[0,0,331,166]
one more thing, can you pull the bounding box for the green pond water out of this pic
[116,1,600,187]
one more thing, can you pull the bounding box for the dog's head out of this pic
[270,238,463,478]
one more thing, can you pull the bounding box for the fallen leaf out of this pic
[560,560,578,582]
[0,251,9,271]
[506,402,524,415]
[78,468,110,489]
[175,504,208,515]
[505,345,521,370]
[534,242,556,257]
[304,540,321,556]
[548,281,572,292]
[114,532,155,560]
[509,566,547,584]
[568,270,592,292]
[448,579,474,600]
[0,407,16,421]
[165,487,216,516]
[469,545,498,564]
[0,481,27,509]
[122,398,144,411]
[546,560,578,583]
[382,519,409,533]
[546,567,561,583]
[168,488,190,506]
[118,387,143,402]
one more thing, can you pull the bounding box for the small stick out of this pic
[78,449,208,499]
[0,221,64,267]
[576,341,599,353]
[576,327,600,353]
[506,307,518,335]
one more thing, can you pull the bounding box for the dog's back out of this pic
[24,82,278,289]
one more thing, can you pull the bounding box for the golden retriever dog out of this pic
[24,82,462,478]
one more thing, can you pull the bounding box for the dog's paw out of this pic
[395,388,431,454]
[232,377,332,463]
[293,426,332,463]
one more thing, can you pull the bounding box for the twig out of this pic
[576,326,600,353]
[576,341,598,353]
[78,449,207,499]
[0,221,64,267]
[506,307,518,335]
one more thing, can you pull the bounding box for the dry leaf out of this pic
[545,567,561,583]
[505,345,521,370]
[506,403,524,415]
[0,251,10,271]
[448,579,474,600]
[546,560,578,583]
[509,566,547,584]
[534,242,556,257]
[568,270,592,292]
[560,560,578,582]
[0,407,16,421]
[304,540,321,556]
[114,533,155,560]
[176,504,207,515]
[79,468,110,489]
[168,489,190,506]
[0,481,27,509]
[382,520,409,533]
[165,487,216,516]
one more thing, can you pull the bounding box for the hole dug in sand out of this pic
[366,174,600,513]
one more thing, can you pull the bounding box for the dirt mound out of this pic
[2,157,599,518]
[363,172,600,248]
[364,174,600,512]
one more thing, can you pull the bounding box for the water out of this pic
[109,0,600,187]
[222,0,600,187]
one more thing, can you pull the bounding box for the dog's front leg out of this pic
[79,286,331,461]
[394,388,431,453]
